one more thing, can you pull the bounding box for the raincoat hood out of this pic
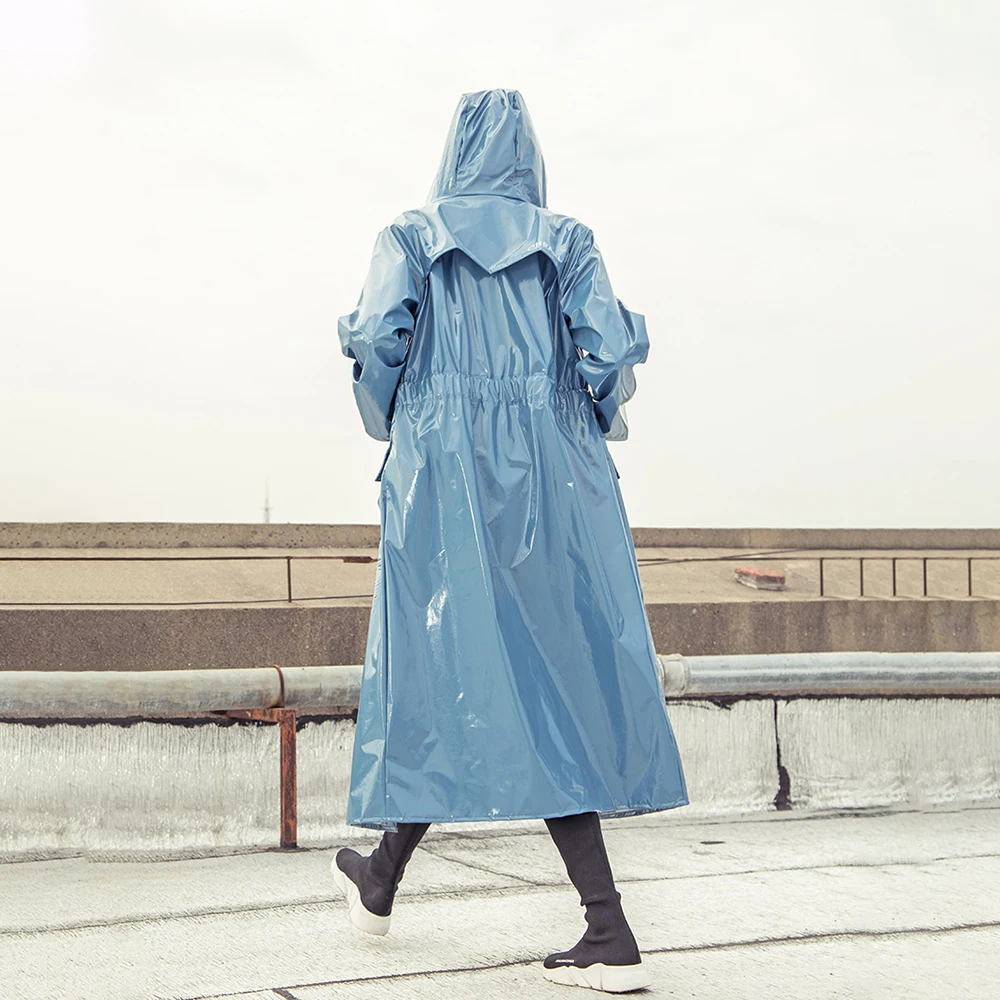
[428,89,547,207]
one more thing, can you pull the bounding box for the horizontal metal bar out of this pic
[0,554,376,562]
[658,652,1000,697]
[0,665,362,718]
[1,654,999,719]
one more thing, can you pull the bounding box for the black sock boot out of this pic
[542,812,650,993]
[332,822,430,935]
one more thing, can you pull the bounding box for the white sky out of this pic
[1,0,998,527]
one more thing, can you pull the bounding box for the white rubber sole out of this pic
[541,960,651,993]
[330,856,391,936]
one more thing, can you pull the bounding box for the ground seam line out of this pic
[186,919,1000,996]
[5,852,998,938]
[416,844,546,885]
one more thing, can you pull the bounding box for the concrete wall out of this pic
[1,697,996,859]
[4,523,1000,550]
[3,600,1000,671]
[645,599,1000,657]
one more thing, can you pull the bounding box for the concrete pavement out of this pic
[2,806,998,999]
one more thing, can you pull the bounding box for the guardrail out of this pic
[3,554,999,605]
[0,665,361,850]
[0,554,376,606]
[3,654,998,848]
[816,556,1000,598]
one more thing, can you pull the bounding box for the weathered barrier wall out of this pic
[1,697,997,860]
[5,599,1000,671]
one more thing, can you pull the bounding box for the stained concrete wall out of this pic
[3,600,1000,671]
[779,698,1000,811]
[645,599,1000,657]
[1,698,996,859]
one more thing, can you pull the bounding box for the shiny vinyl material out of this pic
[339,89,687,830]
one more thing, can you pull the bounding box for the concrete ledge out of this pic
[1,697,996,856]
[3,599,1000,671]
[646,598,1000,656]
[0,606,372,671]
[3,522,1000,550]
[0,522,383,550]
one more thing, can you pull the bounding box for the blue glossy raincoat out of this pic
[339,89,687,830]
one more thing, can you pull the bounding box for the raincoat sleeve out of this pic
[559,225,649,442]
[338,224,424,441]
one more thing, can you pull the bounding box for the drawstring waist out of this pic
[396,372,591,406]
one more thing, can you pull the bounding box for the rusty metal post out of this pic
[225,707,297,849]
[278,708,297,849]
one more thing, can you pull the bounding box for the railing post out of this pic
[225,706,298,850]
[278,708,297,850]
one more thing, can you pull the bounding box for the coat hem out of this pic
[347,794,690,832]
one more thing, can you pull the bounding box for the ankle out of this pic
[583,899,640,949]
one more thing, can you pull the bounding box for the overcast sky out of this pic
[1,0,997,527]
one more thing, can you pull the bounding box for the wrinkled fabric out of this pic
[339,89,687,830]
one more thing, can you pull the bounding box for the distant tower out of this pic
[263,478,272,524]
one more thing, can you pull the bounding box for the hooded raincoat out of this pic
[339,89,687,830]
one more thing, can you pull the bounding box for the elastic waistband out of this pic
[396,372,591,406]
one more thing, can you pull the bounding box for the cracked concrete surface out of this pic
[2,806,997,999]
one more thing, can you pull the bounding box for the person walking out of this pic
[333,88,687,993]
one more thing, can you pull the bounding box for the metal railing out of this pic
[0,665,361,850]
[817,556,998,598]
[0,554,375,606]
[2,553,999,605]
